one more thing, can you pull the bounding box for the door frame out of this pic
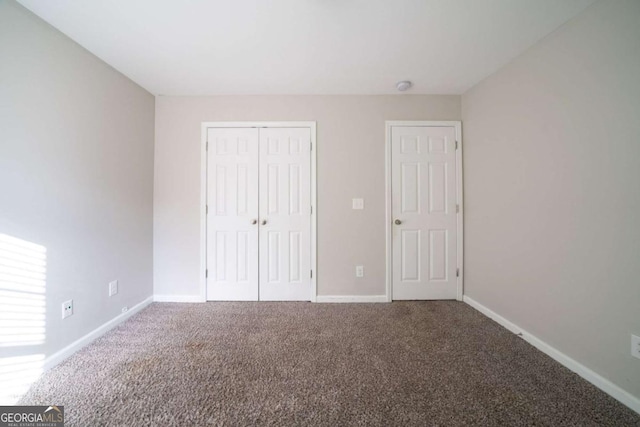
[385,121,463,302]
[199,121,318,302]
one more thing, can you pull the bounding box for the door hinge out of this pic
[455,140,459,150]
[456,204,459,213]
[311,206,313,214]
[310,142,313,151]
[206,269,208,278]
[456,268,460,277]
[206,205,209,214]
[206,140,209,151]
[310,270,313,278]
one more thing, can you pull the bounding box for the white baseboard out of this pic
[315,295,388,303]
[154,294,390,303]
[463,295,640,415]
[44,296,153,371]
[154,294,205,303]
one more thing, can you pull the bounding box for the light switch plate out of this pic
[356,265,364,278]
[352,198,364,210]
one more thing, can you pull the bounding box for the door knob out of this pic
[251,219,257,225]
[394,219,402,225]
[261,220,267,225]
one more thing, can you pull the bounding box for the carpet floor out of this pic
[19,302,640,426]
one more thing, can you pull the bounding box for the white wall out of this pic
[0,0,154,362]
[462,0,640,402]
[154,95,460,298]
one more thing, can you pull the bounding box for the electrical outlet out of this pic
[352,198,364,210]
[356,265,364,278]
[62,300,73,319]
[632,335,640,360]
[109,280,118,297]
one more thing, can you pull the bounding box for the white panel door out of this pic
[391,126,458,300]
[207,128,259,300]
[258,128,312,301]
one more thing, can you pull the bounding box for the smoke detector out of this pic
[396,81,413,92]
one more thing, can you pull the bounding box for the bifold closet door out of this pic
[258,128,312,301]
[207,127,312,301]
[206,128,259,301]
[391,126,457,300]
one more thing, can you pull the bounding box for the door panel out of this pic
[392,126,457,300]
[207,128,259,300]
[401,230,421,281]
[259,128,311,301]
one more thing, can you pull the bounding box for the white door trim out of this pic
[200,121,318,302]
[385,121,463,302]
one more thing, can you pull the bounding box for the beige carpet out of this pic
[19,302,640,426]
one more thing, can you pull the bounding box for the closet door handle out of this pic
[251,219,257,225]
[261,220,267,225]
[394,219,402,225]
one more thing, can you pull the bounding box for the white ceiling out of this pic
[17,0,595,95]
